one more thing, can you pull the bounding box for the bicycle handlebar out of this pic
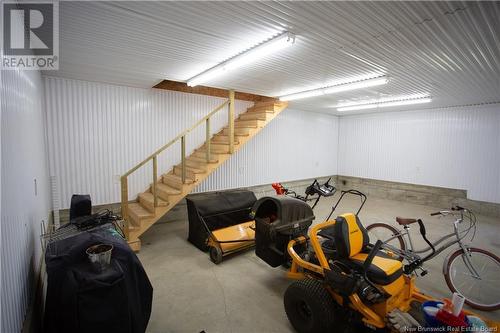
[430,208,465,217]
[430,210,451,217]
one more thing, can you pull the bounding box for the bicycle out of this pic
[366,206,500,311]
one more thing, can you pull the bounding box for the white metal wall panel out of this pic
[44,77,252,208]
[1,69,52,332]
[196,108,339,192]
[338,105,500,203]
[45,77,338,208]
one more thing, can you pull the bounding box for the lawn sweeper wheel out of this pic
[209,246,223,264]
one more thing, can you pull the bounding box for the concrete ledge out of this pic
[56,174,499,223]
[337,175,500,218]
[56,176,337,225]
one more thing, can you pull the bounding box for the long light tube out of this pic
[187,32,295,87]
[279,76,388,101]
[336,96,432,112]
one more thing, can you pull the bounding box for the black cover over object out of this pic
[44,225,153,333]
[70,194,92,221]
[186,190,257,251]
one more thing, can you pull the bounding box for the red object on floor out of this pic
[272,183,286,195]
[435,309,468,328]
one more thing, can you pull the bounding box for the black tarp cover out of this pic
[186,190,257,251]
[44,224,153,333]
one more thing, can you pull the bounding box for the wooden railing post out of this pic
[152,155,158,207]
[120,176,129,240]
[205,118,211,162]
[181,135,186,183]
[228,90,235,154]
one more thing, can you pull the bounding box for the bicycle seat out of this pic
[396,217,417,226]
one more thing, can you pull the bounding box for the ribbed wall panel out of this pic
[338,105,500,203]
[45,77,339,209]
[195,108,338,192]
[1,69,51,331]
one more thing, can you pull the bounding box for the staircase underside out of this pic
[126,100,288,251]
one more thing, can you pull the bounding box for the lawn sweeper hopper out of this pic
[187,190,257,264]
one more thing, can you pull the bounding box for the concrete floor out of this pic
[137,194,500,333]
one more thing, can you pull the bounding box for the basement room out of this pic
[1,1,499,333]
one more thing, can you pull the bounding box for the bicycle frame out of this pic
[378,212,482,278]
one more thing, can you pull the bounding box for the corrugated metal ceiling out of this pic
[45,1,500,114]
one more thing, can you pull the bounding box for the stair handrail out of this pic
[120,90,236,239]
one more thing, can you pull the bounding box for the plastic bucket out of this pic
[422,301,444,327]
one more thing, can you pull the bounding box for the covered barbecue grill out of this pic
[251,196,315,267]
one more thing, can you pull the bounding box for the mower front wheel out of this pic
[284,279,341,333]
[209,246,223,264]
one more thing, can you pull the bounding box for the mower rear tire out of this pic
[284,279,339,333]
[209,246,223,264]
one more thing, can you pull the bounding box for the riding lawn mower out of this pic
[250,190,498,333]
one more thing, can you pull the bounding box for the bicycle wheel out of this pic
[366,223,406,260]
[444,247,500,311]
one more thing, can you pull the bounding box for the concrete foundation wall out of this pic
[337,175,500,218]
[57,175,336,225]
[57,174,499,227]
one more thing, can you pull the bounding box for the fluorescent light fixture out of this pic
[279,76,388,101]
[336,95,432,112]
[187,32,295,87]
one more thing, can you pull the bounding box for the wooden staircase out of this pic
[121,94,287,251]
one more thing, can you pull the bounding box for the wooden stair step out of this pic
[246,107,275,113]
[254,100,282,108]
[156,182,181,200]
[192,149,223,160]
[211,135,241,144]
[234,119,262,128]
[239,112,271,121]
[188,155,219,164]
[176,164,205,174]
[246,105,278,113]
[139,192,168,212]
[173,165,205,179]
[207,141,231,148]
[128,224,140,231]
[185,158,208,169]
[222,127,251,136]
[128,202,153,226]
[216,127,249,137]
[199,144,230,154]
[163,173,194,190]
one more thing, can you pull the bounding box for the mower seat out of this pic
[333,213,403,286]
